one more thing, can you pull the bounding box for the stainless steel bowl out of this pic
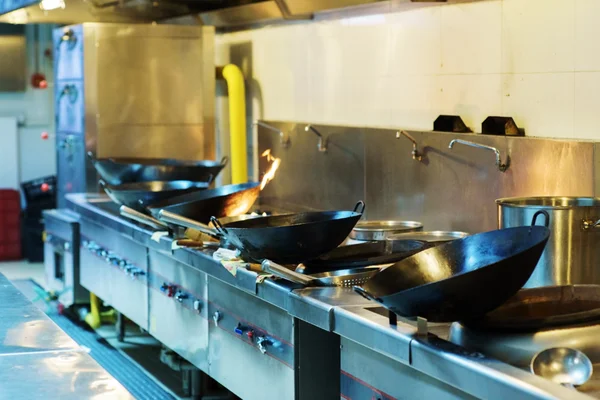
[386,230,470,243]
[349,220,423,241]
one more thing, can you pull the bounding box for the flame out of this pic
[260,149,281,190]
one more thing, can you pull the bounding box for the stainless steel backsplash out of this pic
[257,120,598,233]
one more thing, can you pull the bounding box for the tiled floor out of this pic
[0,260,45,285]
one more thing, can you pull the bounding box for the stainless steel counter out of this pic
[0,272,132,399]
[64,193,595,400]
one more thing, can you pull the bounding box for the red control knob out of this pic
[39,80,48,89]
[41,132,49,140]
[41,183,50,192]
[247,330,254,340]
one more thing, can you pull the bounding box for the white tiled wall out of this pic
[215,0,600,144]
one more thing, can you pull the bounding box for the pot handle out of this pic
[582,218,600,230]
[531,210,550,228]
[158,210,219,239]
[353,201,366,214]
[261,260,315,286]
[120,205,168,231]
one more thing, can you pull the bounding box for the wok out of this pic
[146,182,261,223]
[354,211,551,322]
[101,180,208,211]
[158,202,366,264]
[463,285,600,332]
[89,152,228,185]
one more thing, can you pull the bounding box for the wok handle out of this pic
[353,201,366,214]
[531,210,550,227]
[120,206,168,230]
[158,210,219,239]
[261,260,315,286]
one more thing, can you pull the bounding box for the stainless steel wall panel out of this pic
[258,121,596,233]
[258,122,365,212]
[0,33,25,91]
[147,249,209,372]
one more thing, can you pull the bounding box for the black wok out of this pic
[146,182,261,223]
[101,180,209,211]
[158,202,366,264]
[89,152,228,185]
[354,211,551,322]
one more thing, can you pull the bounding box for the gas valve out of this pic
[174,291,188,303]
[257,336,271,354]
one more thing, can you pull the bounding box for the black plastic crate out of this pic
[21,176,56,205]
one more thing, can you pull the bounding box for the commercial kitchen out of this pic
[1,0,599,399]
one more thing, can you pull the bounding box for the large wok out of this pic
[101,180,208,211]
[146,182,261,223]
[158,202,366,264]
[354,211,551,322]
[89,152,228,185]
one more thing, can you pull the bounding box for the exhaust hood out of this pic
[0,0,444,26]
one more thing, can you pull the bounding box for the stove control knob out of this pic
[174,291,188,303]
[257,336,271,354]
[160,283,169,292]
[130,269,145,279]
[246,330,254,340]
[213,311,221,327]
[193,299,202,313]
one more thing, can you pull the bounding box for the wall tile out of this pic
[308,20,391,79]
[575,0,600,71]
[441,1,502,74]
[388,7,442,75]
[389,74,440,130]
[501,0,575,73]
[309,74,393,127]
[437,74,503,131]
[502,73,574,138]
[574,72,600,140]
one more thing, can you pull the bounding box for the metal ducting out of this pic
[0,0,445,28]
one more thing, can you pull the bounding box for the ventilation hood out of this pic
[0,0,441,27]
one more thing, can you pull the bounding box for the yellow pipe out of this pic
[218,64,247,184]
[85,292,102,329]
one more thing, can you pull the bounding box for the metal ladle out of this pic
[530,347,593,389]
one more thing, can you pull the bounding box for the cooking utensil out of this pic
[301,240,429,271]
[354,211,551,322]
[101,180,208,211]
[463,285,600,332]
[158,202,365,264]
[386,230,469,244]
[261,260,378,287]
[531,348,593,388]
[497,196,600,288]
[349,220,423,241]
[147,182,260,223]
[450,317,600,369]
[88,151,228,186]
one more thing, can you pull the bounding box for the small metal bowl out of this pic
[350,220,423,241]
